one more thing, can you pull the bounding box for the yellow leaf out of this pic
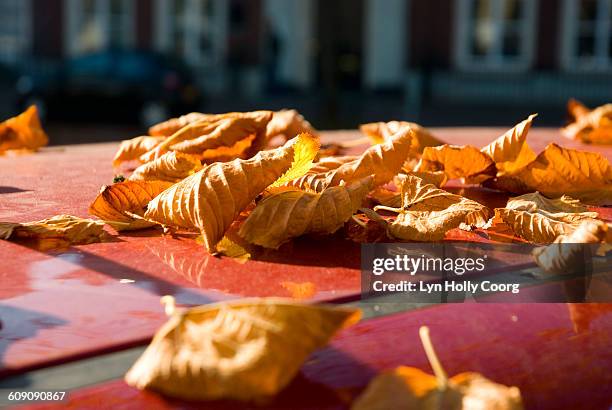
[199,134,255,162]
[141,111,273,161]
[112,135,165,167]
[267,133,320,188]
[495,192,599,243]
[481,114,537,175]
[129,151,202,182]
[239,176,373,249]
[359,121,444,152]
[89,180,173,231]
[214,235,251,263]
[352,326,523,410]
[489,144,612,205]
[533,220,610,275]
[0,105,48,154]
[376,175,490,241]
[124,298,361,401]
[290,128,415,192]
[416,145,496,184]
[266,109,317,141]
[144,134,319,252]
[0,215,105,245]
[561,100,612,144]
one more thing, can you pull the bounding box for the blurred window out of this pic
[562,0,612,71]
[154,0,228,69]
[65,0,135,55]
[454,0,537,71]
[0,0,30,64]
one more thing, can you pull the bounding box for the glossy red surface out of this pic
[1,128,610,378]
[19,303,612,410]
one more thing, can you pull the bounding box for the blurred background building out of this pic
[0,0,611,137]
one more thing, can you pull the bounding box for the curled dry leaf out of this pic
[416,145,496,184]
[359,121,444,152]
[129,151,202,182]
[124,298,361,401]
[309,155,358,174]
[144,134,320,252]
[494,192,599,244]
[0,215,105,245]
[402,170,448,188]
[352,326,523,410]
[89,180,173,231]
[290,128,414,192]
[0,105,48,154]
[561,99,612,144]
[239,176,374,249]
[533,220,610,275]
[266,109,317,141]
[148,112,208,137]
[487,143,612,205]
[481,114,537,175]
[112,135,165,167]
[375,175,490,241]
[141,111,273,161]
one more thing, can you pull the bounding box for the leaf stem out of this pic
[419,326,448,390]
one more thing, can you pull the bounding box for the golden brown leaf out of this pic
[112,135,165,167]
[489,144,612,205]
[266,109,317,141]
[352,326,523,410]
[290,128,414,192]
[141,111,273,161]
[89,180,173,231]
[309,155,358,173]
[533,220,610,275]
[0,105,48,153]
[416,145,496,184]
[144,134,319,252]
[129,151,202,182]
[494,192,599,244]
[0,215,105,245]
[359,121,444,152]
[561,100,612,144]
[481,114,537,175]
[214,235,251,263]
[148,112,208,136]
[239,176,373,249]
[124,298,361,401]
[375,175,490,241]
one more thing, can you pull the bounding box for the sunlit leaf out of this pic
[416,145,496,184]
[124,298,361,401]
[239,176,373,249]
[481,114,537,175]
[0,105,48,153]
[359,121,444,152]
[561,100,612,144]
[129,151,202,182]
[0,214,105,245]
[266,109,317,141]
[112,135,165,167]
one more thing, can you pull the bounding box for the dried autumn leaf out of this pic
[352,326,523,410]
[489,144,612,205]
[266,109,317,141]
[239,176,373,249]
[309,155,358,174]
[374,175,490,241]
[561,100,612,144]
[359,121,444,152]
[481,114,537,175]
[144,134,319,252]
[533,220,610,275]
[416,145,496,184]
[141,111,273,161]
[148,112,208,137]
[494,192,599,244]
[129,151,202,182]
[0,105,48,153]
[0,215,105,245]
[89,180,173,231]
[214,235,251,263]
[112,135,165,167]
[124,298,361,401]
[401,171,448,188]
[290,128,414,192]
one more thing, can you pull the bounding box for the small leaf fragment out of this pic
[0,215,105,245]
